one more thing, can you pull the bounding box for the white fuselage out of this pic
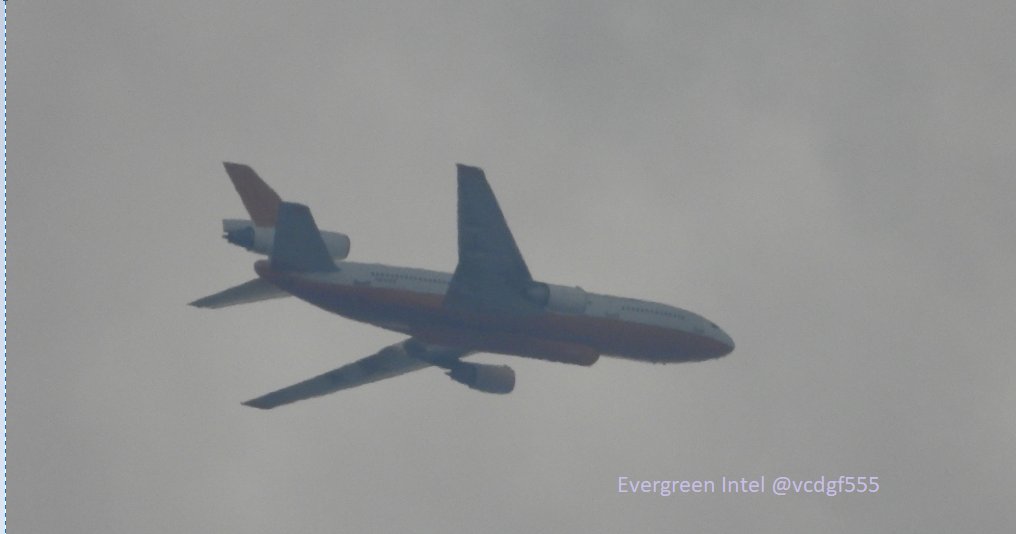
[255,260,735,364]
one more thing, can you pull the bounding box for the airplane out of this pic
[191,163,735,409]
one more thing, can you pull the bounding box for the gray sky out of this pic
[9,1,1016,532]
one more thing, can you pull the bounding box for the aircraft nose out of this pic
[718,329,735,355]
[707,325,735,357]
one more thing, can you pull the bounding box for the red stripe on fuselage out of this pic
[255,262,729,363]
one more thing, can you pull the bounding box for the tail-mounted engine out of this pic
[222,219,351,260]
[446,362,515,394]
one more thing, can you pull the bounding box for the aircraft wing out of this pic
[444,164,538,313]
[242,338,469,409]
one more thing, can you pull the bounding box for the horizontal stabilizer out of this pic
[270,202,338,272]
[189,278,289,309]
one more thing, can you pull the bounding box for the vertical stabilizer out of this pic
[223,162,282,226]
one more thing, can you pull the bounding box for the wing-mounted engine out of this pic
[446,362,515,394]
[222,219,351,260]
[525,282,588,314]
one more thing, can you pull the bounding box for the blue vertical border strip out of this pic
[2,1,7,531]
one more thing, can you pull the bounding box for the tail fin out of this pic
[270,202,338,272]
[223,162,282,226]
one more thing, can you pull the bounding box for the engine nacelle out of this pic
[447,362,515,394]
[525,282,588,314]
[222,219,350,259]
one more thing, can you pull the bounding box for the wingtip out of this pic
[456,163,486,179]
[222,162,250,176]
[241,399,272,410]
[187,298,208,308]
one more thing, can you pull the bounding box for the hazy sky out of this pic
[9,2,1016,532]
